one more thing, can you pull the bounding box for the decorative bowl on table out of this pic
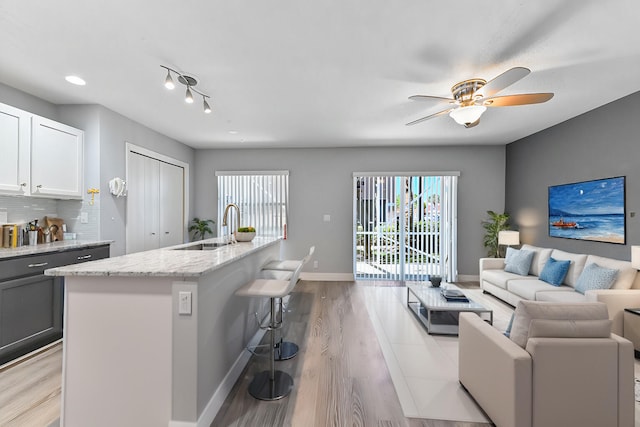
[234,227,256,242]
[429,275,443,288]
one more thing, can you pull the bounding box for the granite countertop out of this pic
[0,240,113,260]
[45,236,281,278]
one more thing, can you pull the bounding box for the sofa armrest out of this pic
[610,334,635,427]
[479,257,506,273]
[584,289,640,336]
[459,313,532,427]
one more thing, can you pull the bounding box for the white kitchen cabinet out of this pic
[0,103,30,195]
[0,102,84,199]
[126,152,184,253]
[30,116,84,199]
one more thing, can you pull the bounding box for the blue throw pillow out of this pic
[504,312,515,337]
[575,263,619,294]
[504,248,534,276]
[539,257,571,286]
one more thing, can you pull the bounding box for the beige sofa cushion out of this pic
[585,255,636,290]
[482,269,536,290]
[549,249,588,287]
[507,279,570,301]
[509,301,609,348]
[536,291,588,303]
[528,318,612,339]
[521,244,552,276]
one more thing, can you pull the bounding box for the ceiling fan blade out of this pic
[475,67,531,98]
[481,93,554,107]
[405,108,453,126]
[408,95,455,103]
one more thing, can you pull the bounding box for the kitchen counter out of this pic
[51,236,282,427]
[0,239,113,259]
[45,236,278,277]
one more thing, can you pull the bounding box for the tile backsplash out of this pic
[0,195,99,241]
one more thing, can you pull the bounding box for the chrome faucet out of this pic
[222,203,240,243]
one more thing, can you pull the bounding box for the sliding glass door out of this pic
[353,173,458,282]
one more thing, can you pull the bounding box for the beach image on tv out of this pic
[548,176,625,244]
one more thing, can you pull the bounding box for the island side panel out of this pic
[194,242,279,420]
[62,276,173,427]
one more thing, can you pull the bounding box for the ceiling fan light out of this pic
[164,70,175,90]
[185,86,194,104]
[449,105,486,126]
[203,98,212,114]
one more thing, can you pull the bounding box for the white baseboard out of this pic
[457,274,479,282]
[168,327,267,427]
[300,272,355,281]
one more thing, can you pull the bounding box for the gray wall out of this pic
[506,90,640,261]
[193,145,505,276]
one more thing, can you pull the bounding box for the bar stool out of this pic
[235,263,303,400]
[260,246,315,360]
[262,246,315,272]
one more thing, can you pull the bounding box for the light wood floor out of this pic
[0,281,490,427]
[0,341,62,427]
[211,280,492,427]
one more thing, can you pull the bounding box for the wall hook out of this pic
[87,188,100,205]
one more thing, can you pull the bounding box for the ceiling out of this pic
[1,1,639,149]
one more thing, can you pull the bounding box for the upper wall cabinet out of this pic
[0,103,84,199]
[0,103,30,195]
[30,116,84,199]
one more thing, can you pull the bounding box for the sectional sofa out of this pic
[479,244,640,335]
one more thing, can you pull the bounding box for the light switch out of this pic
[323,214,331,222]
[80,212,89,224]
[178,291,192,315]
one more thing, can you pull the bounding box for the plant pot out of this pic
[234,231,256,242]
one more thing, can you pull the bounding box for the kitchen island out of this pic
[46,236,281,427]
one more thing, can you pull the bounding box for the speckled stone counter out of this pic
[45,236,280,277]
[0,240,113,260]
[52,236,282,427]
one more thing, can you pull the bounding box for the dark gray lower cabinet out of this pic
[0,244,109,365]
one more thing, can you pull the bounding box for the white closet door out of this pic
[126,151,184,254]
[143,156,160,251]
[159,161,184,247]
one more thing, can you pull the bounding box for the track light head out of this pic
[161,65,211,113]
[164,70,175,90]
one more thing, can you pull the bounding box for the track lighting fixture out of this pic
[160,65,211,114]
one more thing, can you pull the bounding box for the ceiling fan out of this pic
[406,67,554,128]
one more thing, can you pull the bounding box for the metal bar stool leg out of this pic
[274,296,299,361]
[248,297,293,400]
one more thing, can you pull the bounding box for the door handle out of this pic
[77,255,92,260]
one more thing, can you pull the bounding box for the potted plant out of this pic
[482,211,511,257]
[234,226,256,242]
[189,217,215,241]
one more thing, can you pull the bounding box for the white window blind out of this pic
[216,171,289,237]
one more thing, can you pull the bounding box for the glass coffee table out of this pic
[406,281,493,335]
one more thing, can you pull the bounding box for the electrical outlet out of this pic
[178,291,192,315]
[80,212,89,224]
[313,260,319,270]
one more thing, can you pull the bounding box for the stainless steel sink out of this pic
[174,242,230,251]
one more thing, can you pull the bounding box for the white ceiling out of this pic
[1,1,639,149]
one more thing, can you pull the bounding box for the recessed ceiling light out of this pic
[65,75,86,86]
[228,130,239,134]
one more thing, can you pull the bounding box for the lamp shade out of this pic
[449,105,486,125]
[632,246,640,269]
[498,230,520,246]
